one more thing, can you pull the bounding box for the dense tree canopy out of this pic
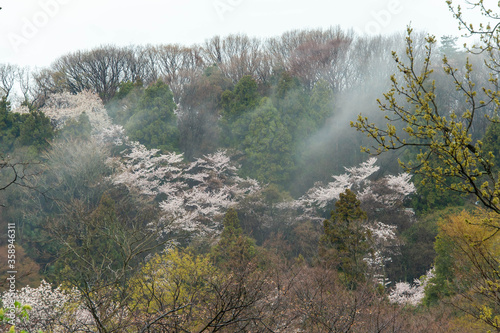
[2,10,500,331]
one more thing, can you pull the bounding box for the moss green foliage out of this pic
[0,97,53,155]
[0,139,112,274]
[52,193,123,285]
[49,189,161,331]
[125,80,179,151]
[285,78,338,194]
[241,98,294,184]
[410,168,465,214]
[219,74,336,189]
[274,72,314,141]
[221,75,260,122]
[220,75,261,148]
[309,79,335,128]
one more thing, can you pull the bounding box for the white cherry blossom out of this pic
[1,280,91,332]
[111,142,260,239]
[40,90,112,132]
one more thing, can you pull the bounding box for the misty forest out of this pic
[2,2,500,332]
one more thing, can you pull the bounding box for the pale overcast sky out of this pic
[0,0,487,68]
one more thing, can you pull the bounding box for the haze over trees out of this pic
[1,1,500,331]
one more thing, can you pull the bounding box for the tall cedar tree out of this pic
[320,189,372,286]
[211,208,256,270]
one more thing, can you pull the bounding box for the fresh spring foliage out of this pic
[352,27,500,215]
[429,209,500,328]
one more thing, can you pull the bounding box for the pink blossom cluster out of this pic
[388,268,435,306]
[283,158,416,221]
[1,280,91,332]
[40,90,112,132]
[111,142,260,238]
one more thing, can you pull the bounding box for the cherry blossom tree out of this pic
[40,90,112,132]
[274,158,416,286]
[97,123,129,146]
[388,268,435,307]
[111,142,260,240]
[358,173,416,209]
[1,280,91,332]
[284,158,416,222]
[364,221,400,285]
